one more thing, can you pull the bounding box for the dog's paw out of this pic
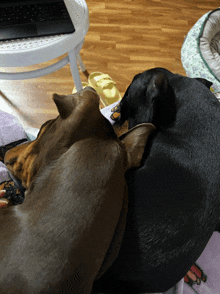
[0,181,25,206]
[184,264,207,286]
[110,112,120,120]
[111,103,120,112]
[111,103,121,121]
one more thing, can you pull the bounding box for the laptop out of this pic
[0,0,75,41]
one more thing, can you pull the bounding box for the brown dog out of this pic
[1,87,155,294]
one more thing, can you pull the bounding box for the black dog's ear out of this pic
[195,78,213,89]
[147,72,168,101]
[147,72,176,128]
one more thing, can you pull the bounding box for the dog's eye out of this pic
[5,156,17,165]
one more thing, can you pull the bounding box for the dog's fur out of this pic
[1,87,154,294]
[92,68,220,293]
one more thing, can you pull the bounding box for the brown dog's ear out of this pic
[53,94,75,119]
[120,123,155,169]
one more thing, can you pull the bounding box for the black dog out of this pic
[93,68,220,293]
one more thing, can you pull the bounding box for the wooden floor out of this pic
[0,0,219,129]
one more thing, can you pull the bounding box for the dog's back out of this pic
[1,88,154,294]
[93,69,220,293]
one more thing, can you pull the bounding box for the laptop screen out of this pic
[0,0,75,41]
[1,0,63,4]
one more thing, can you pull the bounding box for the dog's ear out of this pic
[53,94,75,119]
[120,123,156,169]
[194,78,213,89]
[147,72,168,101]
[146,72,176,128]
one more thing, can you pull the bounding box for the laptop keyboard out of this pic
[0,2,70,27]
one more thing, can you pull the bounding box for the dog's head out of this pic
[114,68,213,130]
[5,87,155,191]
[114,68,176,129]
[5,87,102,189]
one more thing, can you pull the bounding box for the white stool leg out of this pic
[77,54,89,78]
[77,54,86,72]
[68,48,82,91]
